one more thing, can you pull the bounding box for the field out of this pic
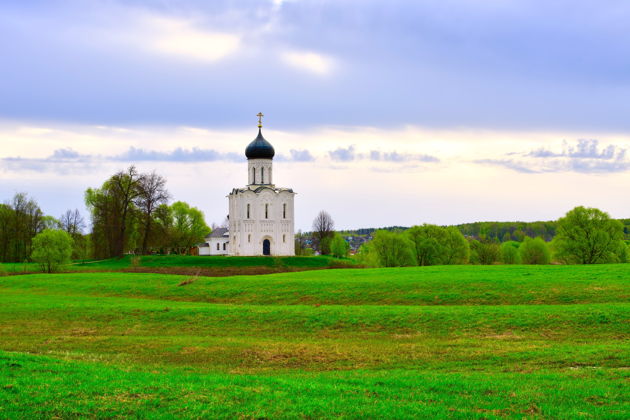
[0,263,628,418]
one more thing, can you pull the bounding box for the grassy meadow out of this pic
[0,263,628,418]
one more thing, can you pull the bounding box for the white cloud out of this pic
[144,17,241,63]
[282,50,334,75]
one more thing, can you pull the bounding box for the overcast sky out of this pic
[1,0,629,230]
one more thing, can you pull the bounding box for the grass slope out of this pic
[0,265,629,418]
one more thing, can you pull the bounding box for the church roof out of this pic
[207,227,229,238]
[230,185,294,195]
[245,128,275,160]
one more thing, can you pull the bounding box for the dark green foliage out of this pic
[369,230,415,267]
[405,225,469,265]
[0,193,44,262]
[469,239,500,265]
[500,241,521,264]
[519,237,551,265]
[555,206,626,264]
[30,229,73,273]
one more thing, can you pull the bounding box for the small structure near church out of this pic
[198,113,296,256]
[198,227,229,256]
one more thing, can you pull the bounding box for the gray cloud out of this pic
[477,139,630,174]
[276,149,315,162]
[329,146,356,162]
[369,150,439,163]
[112,147,243,162]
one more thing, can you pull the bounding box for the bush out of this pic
[405,225,469,266]
[555,206,625,264]
[370,230,415,267]
[519,237,551,265]
[469,240,500,265]
[330,233,350,258]
[500,241,521,264]
[31,229,74,273]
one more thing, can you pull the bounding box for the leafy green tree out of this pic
[31,229,73,273]
[406,225,445,266]
[555,206,625,264]
[500,241,521,264]
[330,233,350,258]
[169,201,211,254]
[370,230,415,267]
[469,239,499,265]
[443,227,470,264]
[519,237,551,265]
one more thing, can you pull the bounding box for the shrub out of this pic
[469,240,500,265]
[555,206,625,264]
[500,241,521,264]
[406,225,469,266]
[370,230,415,267]
[330,233,350,258]
[519,237,551,265]
[31,229,74,273]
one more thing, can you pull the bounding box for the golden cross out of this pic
[257,112,264,128]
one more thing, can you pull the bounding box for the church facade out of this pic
[226,114,296,256]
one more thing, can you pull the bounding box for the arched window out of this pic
[216,243,220,250]
[283,203,286,219]
[283,234,286,243]
[248,234,251,243]
[247,203,250,219]
[252,167,256,184]
[265,203,269,219]
[261,167,264,184]
[223,242,227,251]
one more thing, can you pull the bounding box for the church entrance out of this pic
[262,239,271,256]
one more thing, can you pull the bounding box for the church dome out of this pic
[245,128,275,159]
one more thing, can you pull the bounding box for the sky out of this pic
[1,0,629,231]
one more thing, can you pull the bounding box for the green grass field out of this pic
[0,264,628,418]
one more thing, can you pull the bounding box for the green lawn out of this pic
[0,265,628,418]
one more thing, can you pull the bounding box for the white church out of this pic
[199,114,296,256]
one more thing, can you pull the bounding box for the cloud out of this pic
[476,139,630,174]
[142,16,241,63]
[369,150,439,163]
[329,146,356,162]
[276,149,315,162]
[281,50,334,75]
[113,147,241,162]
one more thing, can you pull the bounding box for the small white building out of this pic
[198,227,230,256]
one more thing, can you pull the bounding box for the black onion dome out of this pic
[245,128,275,159]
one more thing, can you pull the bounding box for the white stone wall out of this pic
[199,237,229,255]
[228,187,295,256]
[248,159,274,185]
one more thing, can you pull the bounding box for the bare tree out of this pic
[136,171,170,254]
[312,210,335,254]
[60,209,85,236]
[109,166,141,257]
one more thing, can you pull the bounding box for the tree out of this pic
[108,166,141,257]
[330,233,350,258]
[406,225,446,266]
[135,172,169,254]
[369,230,415,267]
[0,193,44,262]
[469,239,499,265]
[555,206,625,264]
[312,210,335,254]
[442,227,470,264]
[169,201,211,254]
[60,209,85,237]
[31,229,73,273]
[500,241,521,264]
[519,237,551,265]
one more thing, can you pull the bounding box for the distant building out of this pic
[198,227,229,256]
[198,113,296,256]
